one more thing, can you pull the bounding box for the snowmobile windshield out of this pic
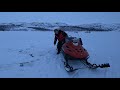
[72,38,79,46]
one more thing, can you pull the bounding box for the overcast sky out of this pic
[0,12,120,25]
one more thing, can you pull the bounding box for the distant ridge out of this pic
[0,22,120,32]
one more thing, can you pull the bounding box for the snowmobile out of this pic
[61,37,110,72]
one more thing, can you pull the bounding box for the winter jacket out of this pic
[54,30,68,45]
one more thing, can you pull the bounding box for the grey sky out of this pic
[0,12,120,25]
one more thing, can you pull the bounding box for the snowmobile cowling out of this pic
[62,37,89,60]
[61,37,110,72]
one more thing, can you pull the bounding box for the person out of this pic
[54,28,68,54]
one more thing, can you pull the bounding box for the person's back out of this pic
[54,29,68,54]
[55,30,67,40]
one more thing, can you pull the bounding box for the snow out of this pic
[0,30,120,78]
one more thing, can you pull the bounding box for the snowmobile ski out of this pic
[63,60,89,72]
[63,61,85,72]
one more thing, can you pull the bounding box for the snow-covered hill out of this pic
[0,22,120,31]
[0,22,68,31]
[78,23,120,31]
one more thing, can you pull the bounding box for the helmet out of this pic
[54,29,59,34]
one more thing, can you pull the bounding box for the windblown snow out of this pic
[0,24,120,78]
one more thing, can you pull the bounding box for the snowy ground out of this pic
[0,31,120,78]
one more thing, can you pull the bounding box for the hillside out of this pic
[0,22,120,32]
